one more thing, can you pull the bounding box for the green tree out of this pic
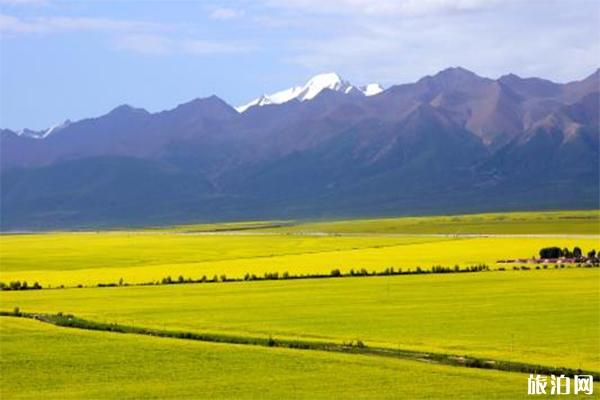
[539,247,562,259]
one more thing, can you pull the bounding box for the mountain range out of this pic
[1,67,598,230]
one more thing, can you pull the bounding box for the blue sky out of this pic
[1,0,598,130]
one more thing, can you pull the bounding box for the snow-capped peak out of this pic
[16,119,71,139]
[297,72,352,101]
[43,119,71,138]
[236,73,384,113]
[16,128,39,138]
[360,83,384,96]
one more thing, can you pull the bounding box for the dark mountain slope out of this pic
[1,156,217,229]
[1,68,598,229]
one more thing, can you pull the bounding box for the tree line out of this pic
[539,246,597,260]
[1,264,491,291]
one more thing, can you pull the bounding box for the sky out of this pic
[1,0,599,130]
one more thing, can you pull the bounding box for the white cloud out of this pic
[210,8,244,19]
[0,13,36,33]
[267,0,599,84]
[0,0,49,5]
[182,38,254,54]
[114,34,255,56]
[113,34,172,56]
[0,12,256,57]
[262,0,499,16]
[0,13,164,35]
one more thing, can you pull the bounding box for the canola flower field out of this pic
[1,210,598,399]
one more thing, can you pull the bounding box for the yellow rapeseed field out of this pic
[0,233,597,287]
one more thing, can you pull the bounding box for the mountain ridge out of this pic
[4,68,597,139]
[235,72,384,113]
[1,67,598,230]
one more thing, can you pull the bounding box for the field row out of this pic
[1,317,537,399]
[6,309,598,380]
[171,210,600,235]
[1,234,598,288]
[2,268,598,371]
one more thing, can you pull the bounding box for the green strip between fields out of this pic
[2,311,598,380]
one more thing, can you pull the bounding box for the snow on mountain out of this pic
[43,119,71,138]
[296,72,355,100]
[236,73,384,113]
[360,83,384,96]
[16,128,44,139]
[16,119,71,139]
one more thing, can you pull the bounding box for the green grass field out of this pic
[2,268,598,371]
[1,317,538,400]
[161,210,600,235]
[262,210,600,235]
[1,210,599,399]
